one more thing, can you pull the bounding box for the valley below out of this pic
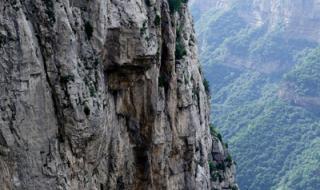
[191,0,320,189]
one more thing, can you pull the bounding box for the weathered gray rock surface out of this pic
[0,0,237,189]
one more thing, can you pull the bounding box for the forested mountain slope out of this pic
[190,0,320,189]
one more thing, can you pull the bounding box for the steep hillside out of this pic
[0,0,237,189]
[191,0,320,190]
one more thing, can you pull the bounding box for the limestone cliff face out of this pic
[0,0,236,189]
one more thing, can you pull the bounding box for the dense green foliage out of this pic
[191,1,320,190]
[154,14,161,26]
[211,70,320,190]
[285,47,320,97]
[175,41,187,59]
[168,0,188,13]
[175,27,187,59]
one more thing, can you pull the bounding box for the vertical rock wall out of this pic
[0,0,237,189]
